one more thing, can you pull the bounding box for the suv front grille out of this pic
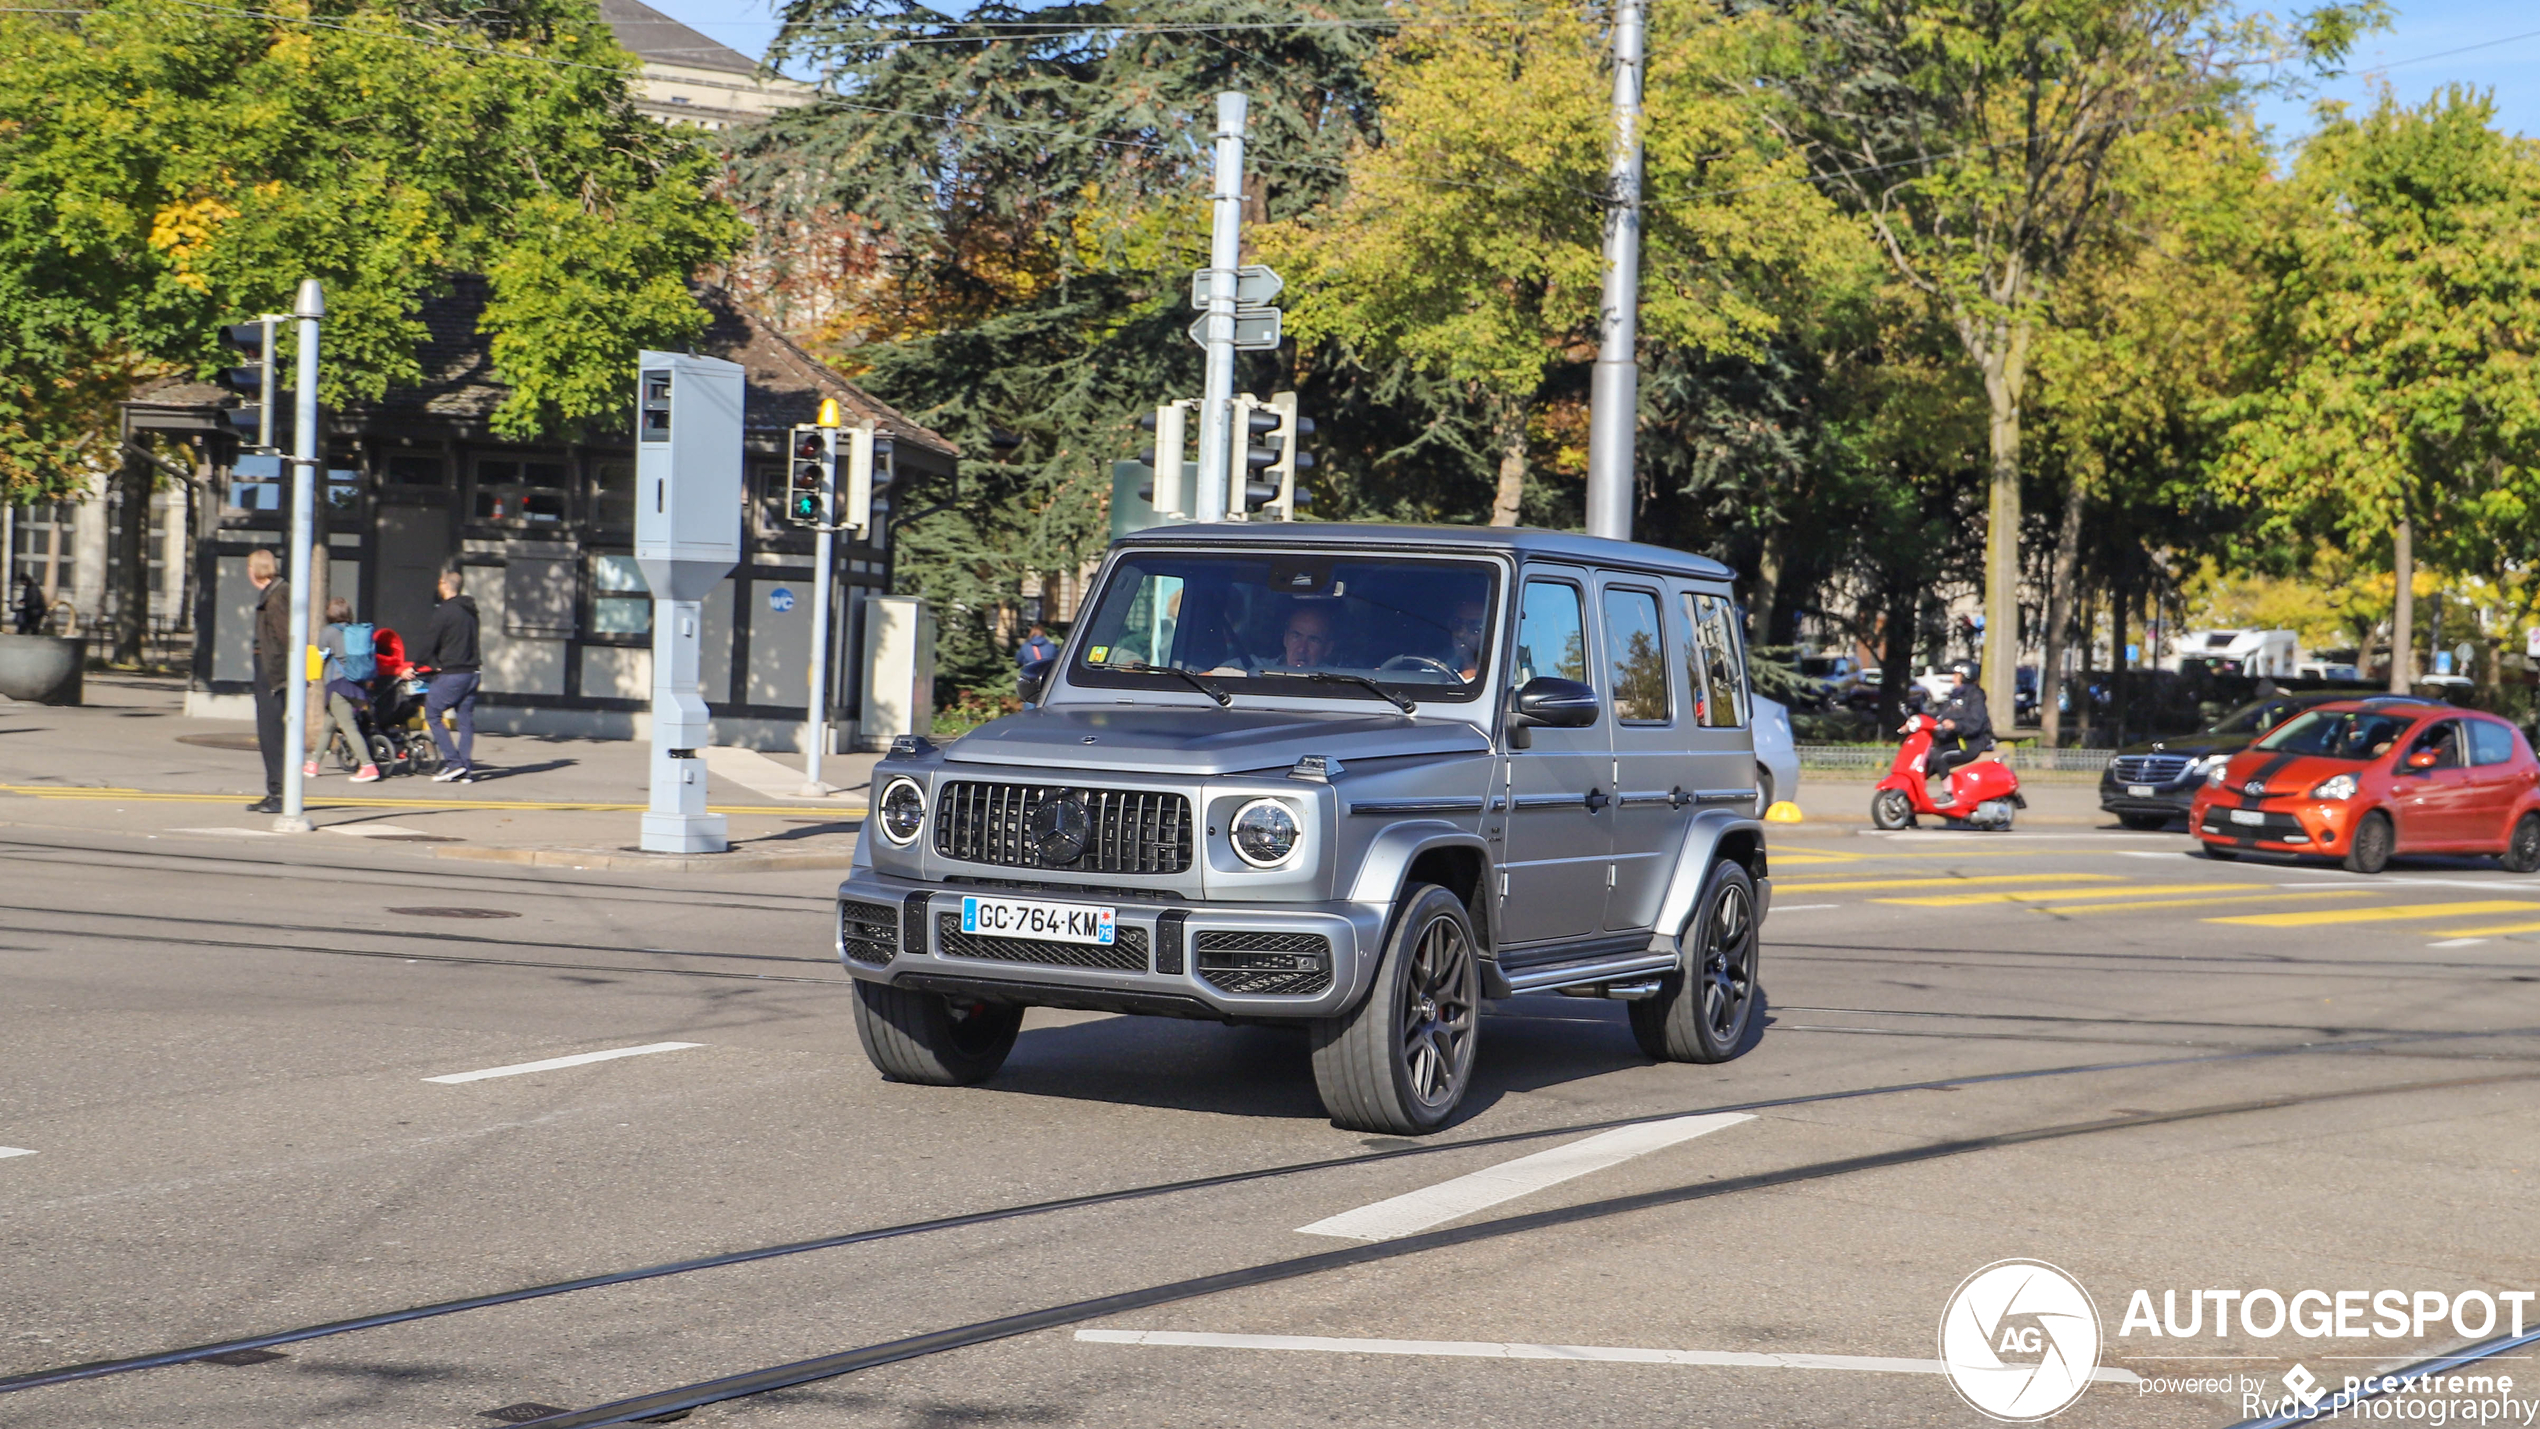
[934,782,1192,875]
[937,911,1150,971]
[2111,754,2193,784]
[839,898,899,965]
[1195,931,1333,996]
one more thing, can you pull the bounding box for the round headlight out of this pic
[878,777,927,844]
[1230,798,1300,868]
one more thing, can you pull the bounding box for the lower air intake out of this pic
[937,912,1149,972]
[839,898,899,965]
[1195,931,1333,996]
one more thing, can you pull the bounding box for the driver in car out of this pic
[1280,603,1337,669]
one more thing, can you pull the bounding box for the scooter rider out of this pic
[1933,661,1994,780]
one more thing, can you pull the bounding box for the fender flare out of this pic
[1345,820,1498,999]
[1645,809,1770,960]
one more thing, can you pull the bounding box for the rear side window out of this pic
[1515,581,1588,685]
[1601,587,1668,723]
[1684,591,1746,728]
[2471,720,2518,767]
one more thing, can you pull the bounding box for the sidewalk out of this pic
[0,675,874,872]
[1776,772,2142,831]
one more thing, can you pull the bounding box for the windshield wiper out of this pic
[1113,659,1232,707]
[1257,669,1417,714]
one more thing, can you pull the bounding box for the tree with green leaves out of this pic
[2213,86,2540,693]
[1759,0,2372,726]
[0,0,742,501]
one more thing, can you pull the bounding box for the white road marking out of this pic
[167,827,285,838]
[0,1147,34,1160]
[1770,903,1838,911]
[1074,1329,2141,1383]
[1295,1113,1752,1241]
[423,1042,704,1084]
[2429,938,2490,948]
[322,823,441,839]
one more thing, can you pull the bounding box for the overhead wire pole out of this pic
[275,278,322,833]
[1583,0,1645,543]
[1194,90,1248,524]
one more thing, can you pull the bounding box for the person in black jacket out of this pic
[1933,660,1994,780]
[416,567,482,782]
[246,549,289,812]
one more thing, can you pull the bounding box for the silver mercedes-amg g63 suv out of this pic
[834,524,1771,1134]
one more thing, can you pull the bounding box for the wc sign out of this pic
[768,587,796,613]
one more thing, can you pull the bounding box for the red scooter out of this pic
[1872,712,2025,830]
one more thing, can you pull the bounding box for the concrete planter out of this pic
[0,634,84,704]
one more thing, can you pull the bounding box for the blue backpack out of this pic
[339,623,376,682]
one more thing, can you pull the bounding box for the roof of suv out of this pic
[1110,521,1736,580]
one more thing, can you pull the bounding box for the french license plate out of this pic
[2229,808,2265,826]
[960,895,1116,945]
[2128,784,2155,798]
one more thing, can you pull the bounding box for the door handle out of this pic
[1669,786,1689,809]
[1584,787,1608,813]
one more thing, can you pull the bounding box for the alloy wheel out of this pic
[1699,881,1756,1043]
[1397,913,1475,1109]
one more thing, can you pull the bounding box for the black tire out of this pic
[2504,813,2540,874]
[1870,788,1915,830]
[2344,810,2394,874]
[2117,812,2171,831]
[1630,861,1763,1063]
[1754,764,1775,818]
[2204,844,2240,861]
[1310,884,1480,1135]
[366,734,398,772]
[850,979,1023,1086]
[326,728,361,773]
[408,735,442,774]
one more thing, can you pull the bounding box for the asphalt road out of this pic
[3,816,2537,1429]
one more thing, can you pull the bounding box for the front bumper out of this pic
[831,872,1388,1021]
[2191,795,2358,853]
[2099,771,2200,818]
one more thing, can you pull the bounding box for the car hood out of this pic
[947,703,1492,776]
[2214,747,2371,796]
[2117,733,2249,759]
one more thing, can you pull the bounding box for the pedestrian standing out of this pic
[417,567,481,782]
[245,549,288,813]
[12,570,42,635]
[311,596,381,783]
[1016,621,1057,699]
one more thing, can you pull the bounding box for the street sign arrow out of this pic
[1190,264,1285,310]
[1186,309,1282,351]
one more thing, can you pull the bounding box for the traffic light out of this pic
[843,422,887,533]
[1231,395,1279,517]
[1134,401,1192,517]
[788,424,834,526]
[1263,390,1315,521]
[217,318,279,449]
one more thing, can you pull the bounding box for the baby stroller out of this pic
[320,628,441,778]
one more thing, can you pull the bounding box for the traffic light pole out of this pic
[275,278,323,833]
[800,419,868,797]
[1193,91,1248,524]
[1583,0,1646,543]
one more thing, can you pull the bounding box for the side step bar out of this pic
[1501,951,1681,996]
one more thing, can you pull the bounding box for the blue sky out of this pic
[642,0,2538,140]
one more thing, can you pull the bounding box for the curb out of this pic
[434,845,857,874]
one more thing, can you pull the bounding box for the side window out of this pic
[2409,721,2465,769]
[1601,587,1668,723]
[1514,581,1588,686]
[1684,591,1746,728]
[2471,720,2516,768]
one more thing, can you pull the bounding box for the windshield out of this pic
[2206,699,2296,737]
[1068,552,1498,704]
[2252,709,2415,761]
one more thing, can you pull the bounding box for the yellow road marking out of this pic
[1879,883,2239,907]
[2422,919,2540,938]
[0,784,863,819]
[2038,888,2378,914]
[2210,900,2540,928]
[1780,873,2125,893]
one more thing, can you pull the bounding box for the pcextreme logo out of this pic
[1941,1259,2106,1422]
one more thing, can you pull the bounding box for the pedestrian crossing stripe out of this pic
[2036,888,2377,914]
[1784,873,2125,894]
[1879,882,2250,907]
[2210,900,2540,928]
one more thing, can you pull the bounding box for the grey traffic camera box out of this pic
[632,351,744,853]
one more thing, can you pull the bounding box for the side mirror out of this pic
[2407,749,2439,770]
[1017,655,1056,706]
[1508,676,1599,735]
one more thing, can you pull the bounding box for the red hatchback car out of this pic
[2189,699,2540,873]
